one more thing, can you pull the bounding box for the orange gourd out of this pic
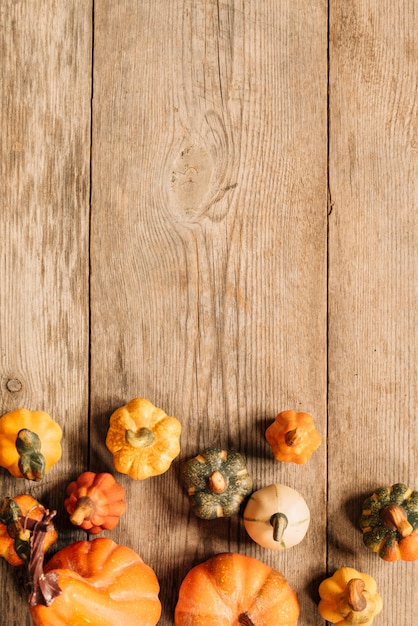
[106,398,181,480]
[265,410,321,464]
[0,408,62,481]
[29,537,162,626]
[64,471,126,534]
[318,567,383,625]
[174,552,300,626]
[0,495,57,566]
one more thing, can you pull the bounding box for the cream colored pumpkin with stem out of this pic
[243,484,310,550]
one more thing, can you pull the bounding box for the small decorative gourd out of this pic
[182,447,253,519]
[0,495,57,566]
[265,410,321,464]
[105,398,181,480]
[243,483,310,550]
[360,482,418,561]
[0,408,62,481]
[174,552,300,626]
[318,567,383,625]
[64,471,126,534]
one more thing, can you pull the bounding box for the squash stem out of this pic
[284,428,300,446]
[16,429,46,481]
[270,512,288,542]
[125,427,155,448]
[380,504,413,537]
[70,496,95,526]
[345,578,367,612]
[238,612,255,626]
[207,470,228,494]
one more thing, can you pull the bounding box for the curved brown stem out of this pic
[345,578,367,612]
[380,504,413,537]
[207,470,227,494]
[70,496,95,526]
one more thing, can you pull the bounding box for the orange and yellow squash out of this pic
[318,567,383,625]
[0,495,57,566]
[360,482,418,561]
[0,408,62,481]
[174,552,300,625]
[29,537,162,626]
[64,471,126,534]
[105,398,181,480]
[265,410,321,464]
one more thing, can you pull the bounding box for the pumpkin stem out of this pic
[345,578,368,612]
[16,429,46,481]
[207,470,228,494]
[380,504,413,537]
[125,427,155,448]
[238,612,255,626]
[270,512,288,542]
[27,508,62,607]
[70,496,95,526]
[284,428,300,446]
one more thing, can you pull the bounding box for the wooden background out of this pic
[1,1,416,624]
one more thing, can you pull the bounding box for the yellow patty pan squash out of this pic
[318,567,382,625]
[0,408,62,481]
[106,398,181,480]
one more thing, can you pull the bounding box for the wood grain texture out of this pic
[90,1,327,624]
[328,1,418,624]
[0,2,92,624]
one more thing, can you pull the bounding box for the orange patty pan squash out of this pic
[0,495,57,566]
[174,552,300,626]
[29,537,162,626]
[64,471,126,534]
[106,398,181,480]
[265,410,321,464]
[0,408,62,481]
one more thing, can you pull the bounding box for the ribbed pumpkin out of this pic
[360,483,418,561]
[29,537,162,626]
[265,410,321,464]
[181,447,253,519]
[243,484,310,550]
[0,495,57,566]
[318,567,383,625]
[174,552,300,626]
[105,398,181,480]
[0,408,62,481]
[64,472,126,534]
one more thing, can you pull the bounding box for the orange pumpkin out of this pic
[0,495,57,566]
[265,410,322,464]
[174,552,300,625]
[29,537,162,626]
[64,471,126,534]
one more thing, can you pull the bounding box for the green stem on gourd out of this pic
[16,429,46,481]
[270,512,288,542]
[125,427,155,448]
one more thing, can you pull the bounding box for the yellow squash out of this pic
[318,567,382,625]
[0,408,62,481]
[106,398,181,480]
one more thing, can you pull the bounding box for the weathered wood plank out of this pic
[328,1,418,624]
[90,1,327,624]
[0,2,92,624]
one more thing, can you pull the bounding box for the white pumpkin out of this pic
[243,483,310,550]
